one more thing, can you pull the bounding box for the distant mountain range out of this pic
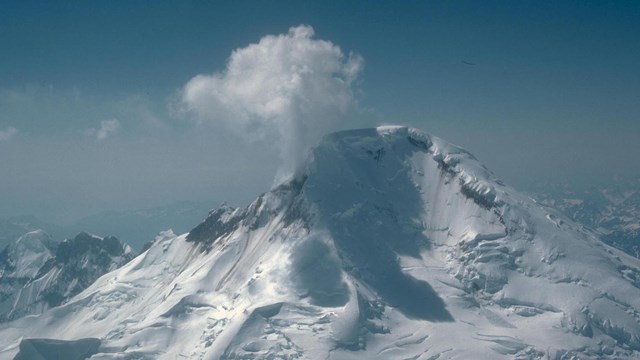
[0,200,216,252]
[0,231,134,322]
[529,179,640,258]
[72,200,217,251]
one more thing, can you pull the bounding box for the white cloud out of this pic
[86,119,120,140]
[179,25,363,181]
[0,126,18,142]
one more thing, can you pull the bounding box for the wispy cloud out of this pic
[86,119,120,140]
[179,25,363,180]
[0,126,18,142]
[0,85,168,138]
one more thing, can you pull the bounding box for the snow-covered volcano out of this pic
[2,126,640,359]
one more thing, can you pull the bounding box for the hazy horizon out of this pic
[1,1,639,223]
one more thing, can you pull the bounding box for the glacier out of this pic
[1,126,640,359]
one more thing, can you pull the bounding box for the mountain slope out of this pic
[0,230,57,321]
[0,232,135,322]
[1,126,640,359]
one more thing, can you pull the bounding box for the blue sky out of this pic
[1,1,639,222]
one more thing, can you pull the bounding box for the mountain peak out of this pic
[309,125,504,219]
[0,230,55,279]
[55,232,132,263]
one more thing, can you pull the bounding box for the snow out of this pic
[0,230,54,279]
[1,126,640,359]
[0,232,134,324]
